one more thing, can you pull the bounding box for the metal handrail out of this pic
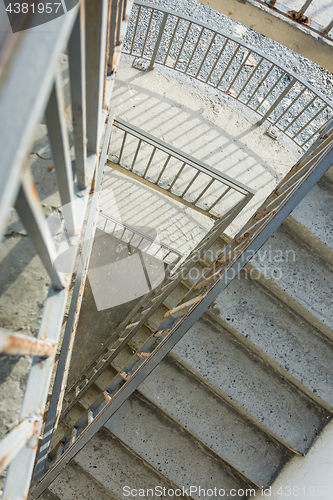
[108,118,254,219]
[123,0,333,150]
[98,210,183,265]
[0,0,133,497]
[32,121,333,498]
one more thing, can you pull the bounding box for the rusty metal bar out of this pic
[0,329,56,358]
[33,109,115,482]
[68,3,88,189]
[0,415,42,475]
[295,0,313,20]
[85,0,109,154]
[45,72,77,237]
[15,169,65,290]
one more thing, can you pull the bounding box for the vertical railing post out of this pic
[148,12,168,70]
[68,4,88,189]
[258,77,296,125]
[107,0,119,75]
[85,0,109,155]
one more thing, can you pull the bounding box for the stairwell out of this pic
[31,56,333,500]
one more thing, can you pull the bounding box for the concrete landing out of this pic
[106,55,300,243]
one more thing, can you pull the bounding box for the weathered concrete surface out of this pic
[108,56,300,239]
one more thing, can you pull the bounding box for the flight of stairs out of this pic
[32,171,333,500]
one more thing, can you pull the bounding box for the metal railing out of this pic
[97,210,183,266]
[108,118,252,219]
[33,150,254,482]
[0,0,132,498]
[122,1,333,150]
[252,0,333,40]
[31,116,333,499]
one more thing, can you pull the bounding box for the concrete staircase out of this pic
[32,171,333,500]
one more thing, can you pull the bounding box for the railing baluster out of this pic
[193,178,214,204]
[207,186,231,212]
[215,44,241,89]
[68,5,88,190]
[168,162,186,191]
[236,56,263,99]
[108,0,119,74]
[195,32,216,79]
[116,0,123,45]
[85,0,109,154]
[273,87,307,127]
[295,0,313,20]
[180,171,200,198]
[293,105,327,140]
[131,139,142,171]
[258,77,296,125]
[141,8,155,58]
[254,71,285,111]
[45,72,77,237]
[284,96,316,132]
[245,63,274,106]
[205,37,228,84]
[130,5,142,54]
[15,169,64,289]
[227,50,252,90]
[0,329,55,358]
[174,21,192,69]
[143,146,156,177]
[156,154,171,184]
[118,130,128,163]
[185,26,204,73]
[163,17,180,66]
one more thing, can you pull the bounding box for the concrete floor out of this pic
[106,55,300,242]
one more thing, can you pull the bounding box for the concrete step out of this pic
[50,415,189,500]
[137,356,292,487]
[90,337,292,488]
[209,271,333,410]
[73,383,254,500]
[289,178,333,251]
[93,296,330,457]
[31,461,119,500]
[250,225,333,330]
[164,313,330,454]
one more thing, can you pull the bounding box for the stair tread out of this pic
[56,422,187,500]
[290,180,333,250]
[138,356,291,486]
[212,272,333,406]
[250,226,333,330]
[104,393,252,498]
[171,316,329,454]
